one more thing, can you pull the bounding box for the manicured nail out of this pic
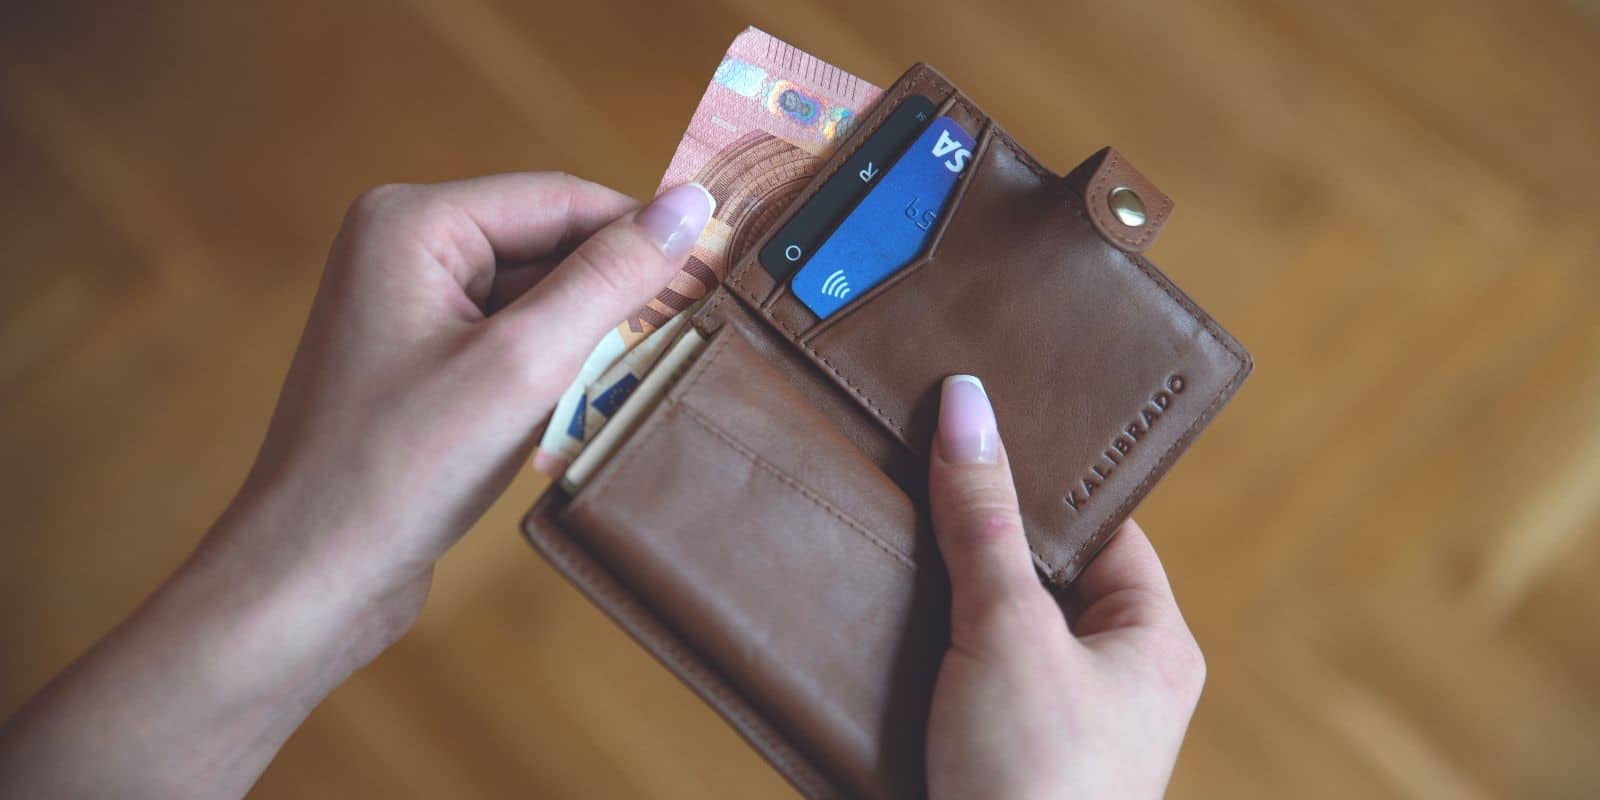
[939,375,999,464]
[636,182,715,260]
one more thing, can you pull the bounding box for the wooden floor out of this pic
[3,1,1598,797]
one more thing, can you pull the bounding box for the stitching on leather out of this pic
[1066,346,1249,579]
[797,119,998,349]
[985,130,1249,583]
[1087,152,1129,249]
[567,334,734,512]
[802,343,907,435]
[715,72,1246,586]
[701,288,728,326]
[759,297,909,437]
[782,118,1005,440]
[547,71,974,800]
[569,329,917,571]
[728,71,972,441]
[676,404,918,570]
[524,515,830,796]
[728,72,927,307]
[556,335,838,795]
[1086,150,1170,251]
[1088,152,1127,248]
[1064,248,1251,571]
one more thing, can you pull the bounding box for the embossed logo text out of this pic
[1065,375,1187,512]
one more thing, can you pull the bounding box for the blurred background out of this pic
[2,1,1597,797]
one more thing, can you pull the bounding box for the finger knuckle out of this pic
[1179,635,1208,695]
[943,491,1025,545]
[564,229,661,303]
[540,170,586,192]
[1147,631,1207,700]
[944,474,1019,515]
[970,507,1025,540]
[347,183,411,226]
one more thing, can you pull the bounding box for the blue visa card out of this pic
[790,116,976,319]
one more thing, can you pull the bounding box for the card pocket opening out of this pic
[755,116,997,333]
[560,326,922,565]
[795,119,999,345]
[556,325,943,798]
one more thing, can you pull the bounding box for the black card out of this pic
[758,94,936,281]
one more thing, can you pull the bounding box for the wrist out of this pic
[189,484,427,682]
[0,491,425,798]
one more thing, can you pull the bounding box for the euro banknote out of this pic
[532,27,882,483]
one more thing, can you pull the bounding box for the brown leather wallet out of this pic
[522,63,1251,799]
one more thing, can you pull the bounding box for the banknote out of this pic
[537,302,697,481]
[532,27,883,482]
[560,327,709,494]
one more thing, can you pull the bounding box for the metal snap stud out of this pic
[1108,186,1146,227]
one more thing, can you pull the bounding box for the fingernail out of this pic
[939,375,999,464]
[636,182,715,260]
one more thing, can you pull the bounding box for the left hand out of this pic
[0,173,713,799]
[222,173,714,643]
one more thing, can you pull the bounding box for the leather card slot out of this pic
[755,118,997,343]
[728,63,966,311]
[796,120,998,344]
[792,130,1251,585]
[714,61,1251,587]
[559,326,945,800]
[751,87,990,320]
[523,57,1254,799]
[931,89,987,141]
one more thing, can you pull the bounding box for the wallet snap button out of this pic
[1108,186,1146,227]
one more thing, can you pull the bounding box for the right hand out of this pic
[924,375,1207,799]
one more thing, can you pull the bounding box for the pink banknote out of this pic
[533,28,882,480]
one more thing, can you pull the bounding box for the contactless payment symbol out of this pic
[819,269,851,300]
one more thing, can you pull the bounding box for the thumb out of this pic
[928,376,1045,633]
[498,182,715,365]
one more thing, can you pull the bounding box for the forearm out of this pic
[0,499,413,799]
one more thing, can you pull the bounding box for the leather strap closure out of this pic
[1069,147,1173,253]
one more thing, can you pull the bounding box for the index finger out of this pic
[424,171,639,263]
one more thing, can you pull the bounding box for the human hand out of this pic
[221,173,714,648]
[924,376,1206,799]
[0,173,715,799]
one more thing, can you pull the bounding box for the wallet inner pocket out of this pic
[796,132,1248,582]
[709,62,1251,586]
[755,118,998,340]
[718,98,1248,583]
[559,326,945,800]
[795,120,997,344]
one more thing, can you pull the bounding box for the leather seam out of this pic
[556,336,837,795]
[1087,151,1129,248]
[715,70,1245,586]
[727,70,933,307]
[701,287,727,328]
[565,397,672,522]
[1053,259,1250,577]
[1086,150,1169,251]
[526,511,828,796]
[567,333,735,515]
[996,133,1248,582]
[675,404,917,570]
[757,300,909,437]
[1068,350,1249,578]
[797,119,999,348]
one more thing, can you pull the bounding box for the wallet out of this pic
[522,63,1251,799]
